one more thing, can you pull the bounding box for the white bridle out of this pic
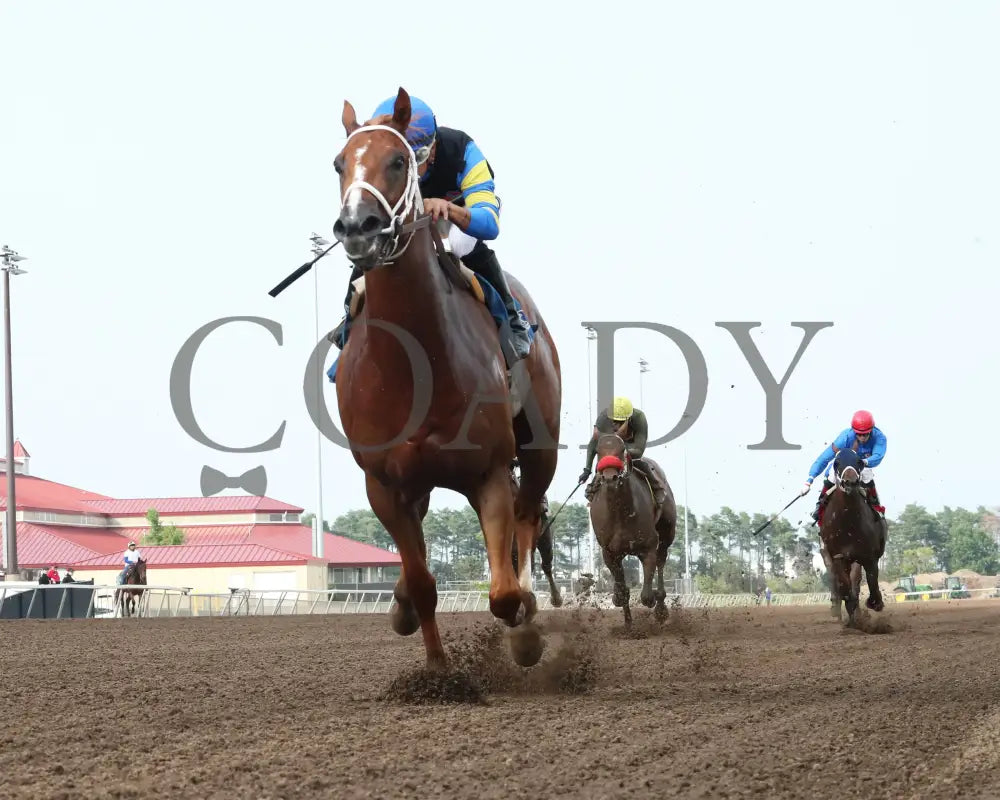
[339,123,424,265]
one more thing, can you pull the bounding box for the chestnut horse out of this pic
[114,558,147,618]
[819,449,887,626]
[588,434,677,627]
[331,88,562,669]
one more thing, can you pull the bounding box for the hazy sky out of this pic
[2,1,998,533]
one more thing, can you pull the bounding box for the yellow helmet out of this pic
[611,396,633,422]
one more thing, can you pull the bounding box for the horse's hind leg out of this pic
[536,525,562,607]
[365,477,445,669]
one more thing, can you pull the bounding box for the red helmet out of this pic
[851,409,874,435]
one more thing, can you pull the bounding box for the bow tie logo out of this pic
[200,465,268,497]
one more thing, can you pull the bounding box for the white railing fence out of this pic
[1,582,996,620]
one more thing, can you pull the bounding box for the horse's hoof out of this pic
[490,593,522,627]
[508,623,543,667]
[866,597,884,612]
[425,654,449,674]
[390,601,420,636]
[640,593,655,609]
[550,592,563,608]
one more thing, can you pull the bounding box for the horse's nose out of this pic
[334,205,384,241]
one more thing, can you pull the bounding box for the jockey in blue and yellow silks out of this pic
[800,409,887,524]
[329,94,532,360]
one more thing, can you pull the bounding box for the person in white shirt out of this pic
[118,541,143,584]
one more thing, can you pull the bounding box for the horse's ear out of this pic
[391,87,411,132]
[342,100,360,135]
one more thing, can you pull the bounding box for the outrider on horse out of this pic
[587,433,677,627]
[114,558,147,618]
[817,449,887,625]
[330,88,562,670]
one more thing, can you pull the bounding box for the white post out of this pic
[684,447,690,580]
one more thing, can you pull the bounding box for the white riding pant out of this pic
[447,225,477,258]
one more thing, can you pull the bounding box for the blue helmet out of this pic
[371,94,437,163]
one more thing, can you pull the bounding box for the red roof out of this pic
[2,523,102,569]
[0,522,400,571]
[13,440,29,458]
[0,474,113,513]
[249,525,401,565]
[115,525,254,545]
[82,496,302,515]
[1,523,131,569]
[72,543,318,569]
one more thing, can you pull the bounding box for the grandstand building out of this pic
[0,441,400,593]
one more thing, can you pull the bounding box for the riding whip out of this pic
[540,481,584,539]
[268,240,340,298]
[751,494,802,537]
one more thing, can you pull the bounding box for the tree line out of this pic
[303,501,1000,593]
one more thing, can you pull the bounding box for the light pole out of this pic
[585,326,596,424]
[638,357,649,408]
[309,233,327,560]
[585,326,597,577]
[2,245,27,580]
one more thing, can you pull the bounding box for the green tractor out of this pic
[943,575,972,599]
[892,576,936,601]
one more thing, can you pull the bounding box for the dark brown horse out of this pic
[332,88,562,670]
[587,434,677,627]
[508,461,562,608]
[114,558,147,618]
[818,449,887,626]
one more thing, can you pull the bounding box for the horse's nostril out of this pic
[360,215,382,234]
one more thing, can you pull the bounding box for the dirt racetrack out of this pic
[3,599,1000,800]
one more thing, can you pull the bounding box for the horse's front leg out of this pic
[639,547,657,609]
[365,476,444,670]
[604,548,632,628]
[476,466,543,667]
[831,557,857,625]
[863,560,884,612]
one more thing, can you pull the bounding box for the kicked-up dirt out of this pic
[2,599,1000,799]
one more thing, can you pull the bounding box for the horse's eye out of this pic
[390,154,406,171]
[333,154,345,174]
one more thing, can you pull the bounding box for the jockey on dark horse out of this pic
[579,396,669,516]
[801,409,887,525]
[328,94,532,361]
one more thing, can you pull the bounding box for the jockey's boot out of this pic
[811,479,835,525]
[631,458,667,523]
[865,482,884,516]
[327,264,364,350]
[463,247,532,360]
